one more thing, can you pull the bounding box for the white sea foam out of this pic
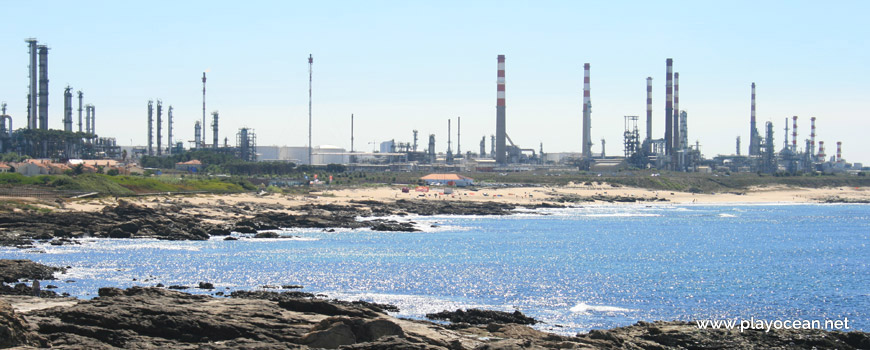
[325,291,498,318]
[717,213,737,218]
[583,213,661,217]
[570,302,634,314]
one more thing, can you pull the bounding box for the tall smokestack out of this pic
[457,116,461,155]
[582,63,592,158]
[792,116,798,150]
[736,136,741,156]
[784,117,790,149]
[37,45,49,130]
[664,58,673,156]
[156,100,163,156]
[480,136,486,157]
[90,105,95,136]
[202,72,207,148]
[63,87,72,132]
[818,141,825,162]
[77,91,83,132]
[147,100,153,156]
[673,72,680,154]
[212,111,219,149]
[308,54,313,165]
[168,105,173,155]
[85,104,91,134]
[646,77,652,144]
[810,117,816,158]
[836,142,842,162]
[447,118,452,154]
[749,83,758,156]
[496,55,506,164]
[26,39,38,130]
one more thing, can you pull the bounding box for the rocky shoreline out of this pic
[0,198,553,248]
[2,260,869,349]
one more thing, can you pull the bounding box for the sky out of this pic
[1,1,868,162]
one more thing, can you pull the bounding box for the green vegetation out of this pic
[141,150,298,175]
[0,172,255,196]
[0,199,53,213]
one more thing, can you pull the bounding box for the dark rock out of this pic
[0,259,64,283]
[108,228,131,238]
[167,285,189,290]
[0,299,44,348]
[282,284,303,289]
[223,236,238,241]
[426,309,537,325]
[234,225,258,234]
[253,231,280,239]
[278,298,380,318]
[198,282,214,290]
[300,322,356,349]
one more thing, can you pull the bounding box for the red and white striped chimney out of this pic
[497,56,505,108]
[836,141,842,162]
[792,116,798,149]
[495,55,506,164]
[646,77,652,142]
[818,141,826,162]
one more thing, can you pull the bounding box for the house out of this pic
[13,162,49,176]
[0,162,11,173]
[175,159,203,172]
[420,173,474,187]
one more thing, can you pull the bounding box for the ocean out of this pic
[2,204,868,335]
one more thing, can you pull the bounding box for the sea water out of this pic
[2,204,868,335]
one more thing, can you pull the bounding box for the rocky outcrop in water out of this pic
[426,308,537,326]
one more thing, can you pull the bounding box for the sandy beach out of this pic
[49,184,870,213]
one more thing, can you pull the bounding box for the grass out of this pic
[0,173,252,196]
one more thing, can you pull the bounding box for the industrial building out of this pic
[0,37,862,175]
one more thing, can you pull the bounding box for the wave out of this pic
[717,213,737,218]
[570,302,634,314]
[583,213,661,217]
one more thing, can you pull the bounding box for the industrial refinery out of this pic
[0,38,863,176]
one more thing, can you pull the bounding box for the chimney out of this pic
[673,72,680,153]
[792,116,798,150]
[836,142,842,162]
[582,63,592,158]
[496,55,506,164]
[646,77,652,143]
[749,83,759,156]
[810,117,816,158]
[818,141,825,162]
[147,100,153,156]
[156,100,163,156]
[665,58,673,156]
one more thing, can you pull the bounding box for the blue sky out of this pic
[1,1,868,162]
